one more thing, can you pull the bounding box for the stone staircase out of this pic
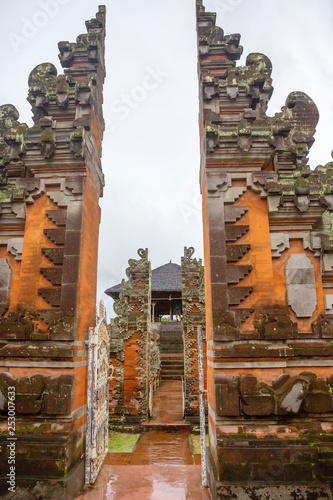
[159,322,184,380]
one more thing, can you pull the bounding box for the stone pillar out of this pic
[181,246,206,424]
[197,1,333,497]
[0,7,106,499]
[110,249,152,431]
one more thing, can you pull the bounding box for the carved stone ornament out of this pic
[215,372,333,417]
[285,253,317,317]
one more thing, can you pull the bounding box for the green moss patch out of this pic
[191,434,209,454]
[108,432,140,453]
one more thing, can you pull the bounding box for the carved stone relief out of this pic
[215,372,333,417]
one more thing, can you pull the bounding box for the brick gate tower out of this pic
[197,1,333,497]
[0,7,106,499]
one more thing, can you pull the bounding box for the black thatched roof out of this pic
[105,262,182,299]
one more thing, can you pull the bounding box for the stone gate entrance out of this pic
[107,247,206,429]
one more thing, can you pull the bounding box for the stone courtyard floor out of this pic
[76,462,210,499]
[76,380,211,499]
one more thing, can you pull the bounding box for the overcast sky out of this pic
[0,0,332,318]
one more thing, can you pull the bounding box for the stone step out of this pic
[161,360,184,366]
[160,342,183,346]
[142,422,190,433]
[160,332,182,340]
[162,366,184,373]
[160,347,184,354]
[160,345,183,350]
[160,340,183,346]
[161,374,183,380]
[161,365,184,371]
[160,322,182,332]
[160,354,184,359]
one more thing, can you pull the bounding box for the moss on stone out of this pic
[108,432,140,453]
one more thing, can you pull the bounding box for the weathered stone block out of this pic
[44,374,73,414]
[40,267,63,285]
[42,247,64,265]
[215,375,239,416]
[43,228,66,245]
[255,306,298,339]
[305,377,333,413]
[38,288,61,307]
[0,312,34,340]
[0,373,73,415]
[45,209,67,226]
[240,375,275,416]
[38,311,75,339]
[226,244,251,262]
[275,375,310,415]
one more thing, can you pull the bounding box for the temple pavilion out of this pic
[105,262,183,321]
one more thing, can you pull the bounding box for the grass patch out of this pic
[108,432,140,453]
[191,434,209,454]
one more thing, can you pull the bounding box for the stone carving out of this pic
[110,249,152,426]
[215,375,240,417]
[0,373,73,415]
[270,233,290,258]
[313,314,333,339]
[254,306,298,339]
[181,246,206,417]
[0,312,34,340]
[215,372,333,417]
[0,104,27,174]
[271,232,321,259]
[285,253,317,317]
[6,237,24,260]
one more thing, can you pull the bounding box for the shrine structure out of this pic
[0,7,106,499]
[106,261,183,321]
[197,0,333,497]
[107,248,206,429]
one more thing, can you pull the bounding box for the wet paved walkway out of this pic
[152,379,184,423]
[129,432,193,465]
[77,464,210,499]
[76,380,210,499]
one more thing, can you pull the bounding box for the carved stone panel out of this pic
[0,373,73,415]
[0,259,12,316]
[285,253,317,317]
[215,373,333,418]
